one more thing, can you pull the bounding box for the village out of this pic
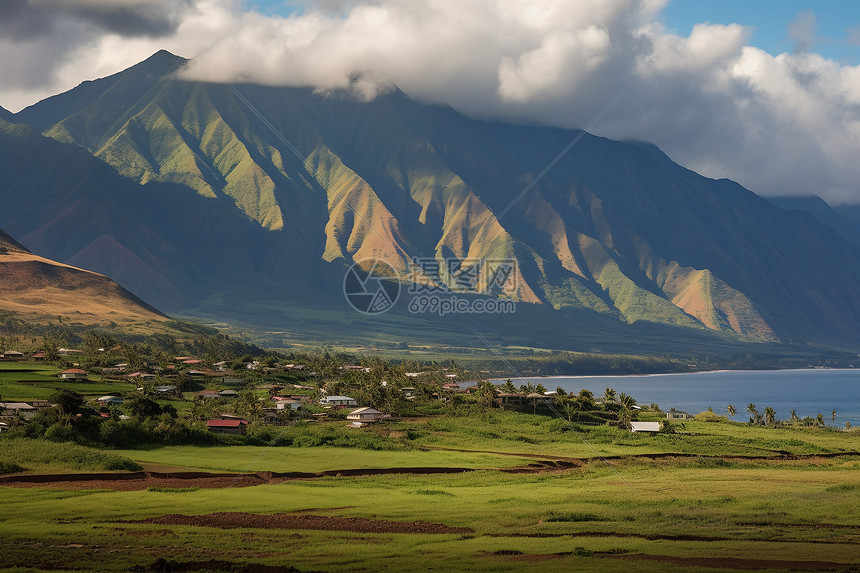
[0,342,685,446]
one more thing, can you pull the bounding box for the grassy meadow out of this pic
[1,452,859,571]
[3,359,860,571]
[2,412,860,571]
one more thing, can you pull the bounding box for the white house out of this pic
[629,421,661,433]
[97,396,124,405]
[346,407,384,422]
[322,395,357,407]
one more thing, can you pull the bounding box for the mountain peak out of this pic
[136,49,188,73]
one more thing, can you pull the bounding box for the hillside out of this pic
[769,196,860,249]
[4,51,860,349]
[0,226,169,327]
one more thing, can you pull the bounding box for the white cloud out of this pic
[2,0,860,204]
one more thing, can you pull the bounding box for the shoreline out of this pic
[489,367,859,382]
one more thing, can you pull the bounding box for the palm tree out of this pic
[603,387,616,404]
[817,412,825,427]
[619,393,637,410]
[727,404,736,418]
[747,403,758,424]
[790,409,799,423]
[477,380,497,410]
[832,409,836,423]
[764,406,775,426]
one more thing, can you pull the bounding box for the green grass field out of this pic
[114,445,535,472]
[0,362,133,401]
[3,362,860,571]
[1,455,859,571]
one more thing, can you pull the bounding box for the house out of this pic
[206,419,248,435]
[0,402,37,419]
[57,348,83,356]
[346,407,384,422]
[217,389,240,399]
[60,369,88,380]
[1,350,25,361]
[322,395,357,407]
[274,399,302,411]
[400,387,416,399]
[497,393,528,407]
[666,410,689,421]
[630,421,661,433]
[31,352,45,361]
[194,390,221,400]
[97,396,124,406]
[154,385,178,396]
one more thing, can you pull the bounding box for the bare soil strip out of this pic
[0,463,571,490]
[612,552,855,571]
[420,445,860,464]
[134,512,473,534]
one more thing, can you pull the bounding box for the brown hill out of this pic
[0,229,169,327]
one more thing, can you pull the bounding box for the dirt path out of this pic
[611,552,855,571]
[420,445,860,464]
[134,512,473,534]
[0,462,569,490]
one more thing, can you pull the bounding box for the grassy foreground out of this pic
[1,413,860,572]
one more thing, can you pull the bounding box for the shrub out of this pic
[0,460,25,474]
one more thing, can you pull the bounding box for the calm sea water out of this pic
[492,369,860,427]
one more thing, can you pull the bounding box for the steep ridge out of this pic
[5,51,860,347]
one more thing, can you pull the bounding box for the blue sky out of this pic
[662,0,860,63]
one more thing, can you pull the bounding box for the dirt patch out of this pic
[135,512,473,535]
[613,553,855,571]
[0,464,563,491]
[0,471,271,491]
[132,558,300,572]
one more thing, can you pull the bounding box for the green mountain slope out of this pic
[5,51,860,349]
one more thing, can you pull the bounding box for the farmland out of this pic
[2,358,860,571]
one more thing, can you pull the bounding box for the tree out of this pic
[555,387,567,397]
[476,380,498,410]
[125,396,162,420]
[790,409,799,423]
[816,412,825,427]
[502,379,517,393]
[603,387,616,404]
[747,403,758,424]
[832,409,837,423]
[49,390,84,425]
[764,406,775,426]
[618,393,637,429]
[727,404,736,418]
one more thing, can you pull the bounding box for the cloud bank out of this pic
[2,0,860,204]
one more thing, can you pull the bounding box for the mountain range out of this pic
[2,50,860,351]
